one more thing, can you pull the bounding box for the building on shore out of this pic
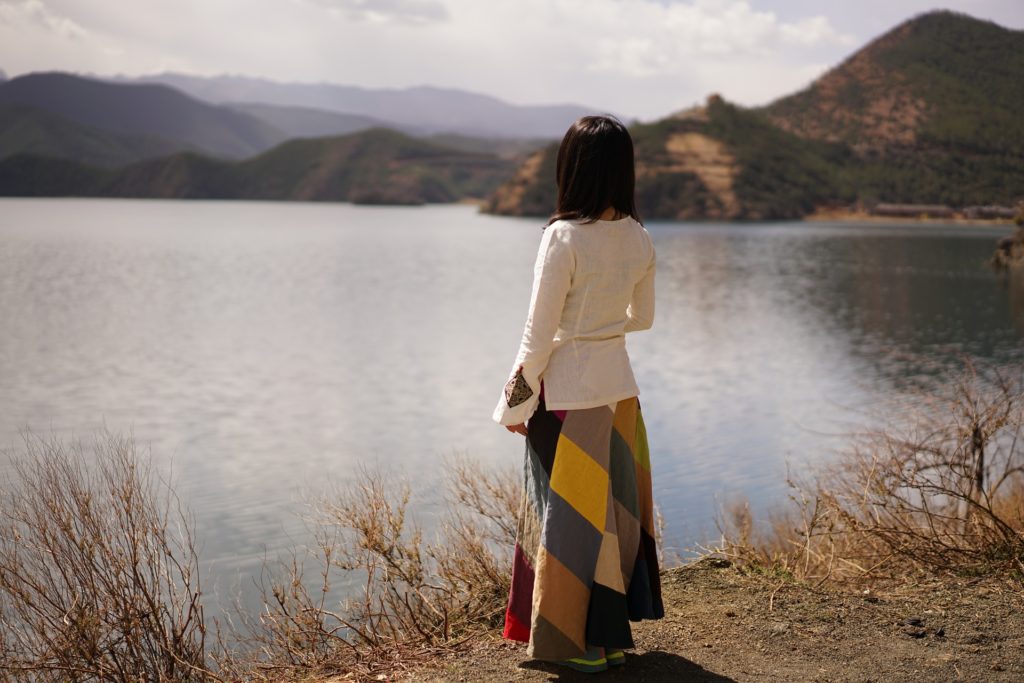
[963,205,1019,220]
[870,203,956,219]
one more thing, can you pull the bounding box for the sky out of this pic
[1,0,1023,120]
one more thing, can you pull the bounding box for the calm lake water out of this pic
[1,199,1022,591]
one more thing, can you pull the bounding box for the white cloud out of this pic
[0,0,195,77]
[0,0,895,119]
[301,0,448,23]
[0,0,89,39]
[779,15,856,47]
[429,0,855,114]
[559,0,856,78]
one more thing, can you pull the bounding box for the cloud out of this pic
[0,0,195,77]
[779,15,856,47]
[422,0,855,114]
[0,0,871,119]
[0,0,89,39]
[302,0,448,23]
[568,0,856,78]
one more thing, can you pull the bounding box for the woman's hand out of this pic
[506,423,528,436]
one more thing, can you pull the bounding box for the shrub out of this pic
[710,362,1024,586]
[0,430,212,681]
[216,457,518,681]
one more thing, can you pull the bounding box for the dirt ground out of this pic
[409,557,1024,683]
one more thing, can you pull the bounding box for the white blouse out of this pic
[492,216,656,425]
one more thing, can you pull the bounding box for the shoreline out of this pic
[1,195,1018,229]
[804,209,1017,226]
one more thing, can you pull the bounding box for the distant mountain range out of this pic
[224,102,396,139]
[0,73,286,160]
[2,10,1022,215]
[107,73,596,140]
[487,11,1024,219]
[0,71,549,199]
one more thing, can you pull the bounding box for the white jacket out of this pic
[493,216,655,425]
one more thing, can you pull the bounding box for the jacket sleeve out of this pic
[493,223,574,425]
[624,239,655,333]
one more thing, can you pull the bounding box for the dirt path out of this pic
[411,557,1024,682]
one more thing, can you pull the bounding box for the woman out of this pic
[492,115,664,674]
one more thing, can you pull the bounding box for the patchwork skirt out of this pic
[502,391,664,661]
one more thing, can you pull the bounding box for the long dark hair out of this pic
[546,114,640,227]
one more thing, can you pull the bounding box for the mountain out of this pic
[485,96,849,220]
[225,102,396,139]
[0,103,192,167]
[763,11,1024,156]
[760,10,1024,208]
[110,73,597,139]
[0,73,288,159]
[0,128,515,204]
[486,11,1024,219]
[0,69,7,82]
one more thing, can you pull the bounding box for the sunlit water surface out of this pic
[2,199,1022,602]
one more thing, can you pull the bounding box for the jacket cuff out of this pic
[493,390,540,425]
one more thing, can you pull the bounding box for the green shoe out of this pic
[562,646,608,673]
[606,649,625,667]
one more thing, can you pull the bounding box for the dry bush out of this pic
[992,227,1024,271]
[0,428,522,682]
[219,457,519,681]
[708,362,1024,587]
[0,430,214,681]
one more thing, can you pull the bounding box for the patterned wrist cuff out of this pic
[504,367,534,408]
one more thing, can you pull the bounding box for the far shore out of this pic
[3,196,1019,229]
[805,208,1018,226]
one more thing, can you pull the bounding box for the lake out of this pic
[1,199,1022,591]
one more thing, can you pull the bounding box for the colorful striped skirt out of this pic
[502,391,664,661]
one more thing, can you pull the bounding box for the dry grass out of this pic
[5,363,1023,681]
[992,226,1024,271]
[708,362,1024,587]
[0,430,214,681]
[214,457,518,681]
[0,433,520,682]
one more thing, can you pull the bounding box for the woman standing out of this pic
[493,115,664,673]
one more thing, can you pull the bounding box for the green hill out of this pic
[485,11,1024,220]
[0,128,514,204]
[0,153,111,196]
[0,103,191,168]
